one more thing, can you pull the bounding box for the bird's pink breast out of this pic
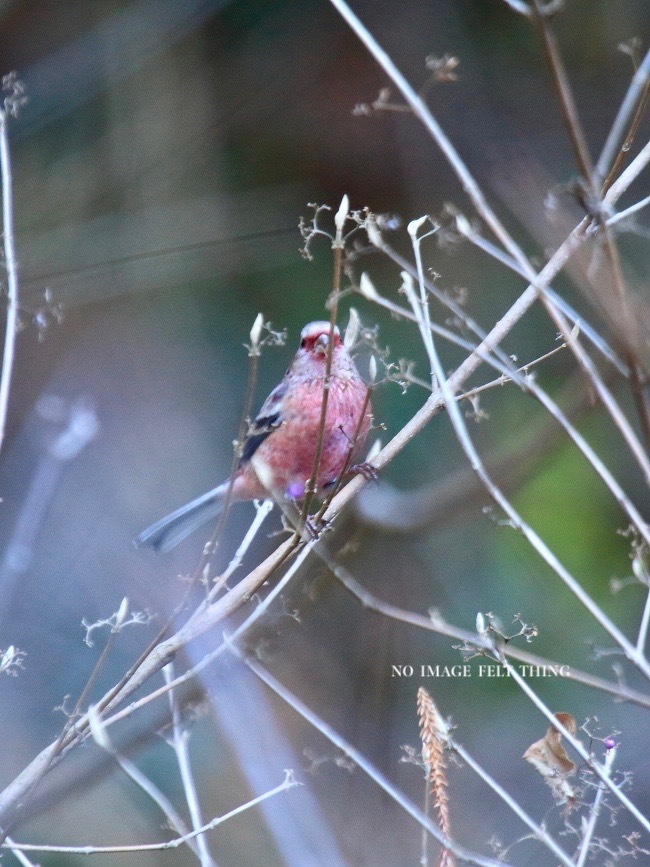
[249,374,370,497]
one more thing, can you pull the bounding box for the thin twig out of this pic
[87,704,201,860]
[0,218,624,822]
[300,195,348,526]
[445,733,572,866]
[405,227,650,674]
[199,313,268,585]
[495,652,650,833]
[312,381,374,525]
[99,540,650,737]
[366,276,650,545]
[369,234,525,384]
[319,549,650,709]
[239,653,506,867]
[206,498,274,603]
[0,103,19,455]
[331,0,650,481]
[3,773,298,856]
[604,138,650,208]
[5,836,39,867]
[597,48,650,185]
[530,0,647,445]
[454,221,630,376]
[0,599,131,846]
[574,747,616,867]
[500,0,531,15]
[637,585,650,655]
[607,191,650,226]
[164,663,216,867]
[530,0,595,184]
[102,542,314,730]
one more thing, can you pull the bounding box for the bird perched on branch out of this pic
[136,321,373,552]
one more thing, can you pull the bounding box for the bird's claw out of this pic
[304,515,330,539]
[350,462,378,482]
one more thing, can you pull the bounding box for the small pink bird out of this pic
[136,321,373,552]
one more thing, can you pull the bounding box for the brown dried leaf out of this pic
[523,712,577,806]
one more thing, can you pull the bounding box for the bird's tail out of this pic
[135,484,227,553]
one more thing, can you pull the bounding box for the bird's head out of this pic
[298,321,342,358]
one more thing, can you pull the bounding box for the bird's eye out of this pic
[300,338,307,348]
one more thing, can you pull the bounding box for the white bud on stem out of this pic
[454,212,472,236]
[359,272,378,300]
[88,704,110,749]
[344,308,360,350]
[114,597,129,630]
[334,194,349,245]
[407,215,428,238]
[365,219,383,248]
[250,312,264,349]
[399,270,416,300]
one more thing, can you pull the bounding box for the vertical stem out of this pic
[299,224,344,526]
[530,1,650,445]
[530,0,595,183]
[0,107,18,455]
[164,664,216,867]
[637,586,650,654]
[574,747,616,866]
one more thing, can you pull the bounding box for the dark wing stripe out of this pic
[240,412,281,464]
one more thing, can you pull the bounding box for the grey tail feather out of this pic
[135,486,225,553]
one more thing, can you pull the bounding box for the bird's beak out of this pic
[314,334,329,355]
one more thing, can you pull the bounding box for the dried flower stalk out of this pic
[417,687,455,867]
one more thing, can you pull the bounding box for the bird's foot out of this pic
[304,515,331,539]
[350,462,378,482]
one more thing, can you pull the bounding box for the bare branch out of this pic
[0,92,20,455]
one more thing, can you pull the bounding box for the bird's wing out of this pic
[239,380,288,464]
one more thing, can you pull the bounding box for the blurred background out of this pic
[0,0,648,864]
